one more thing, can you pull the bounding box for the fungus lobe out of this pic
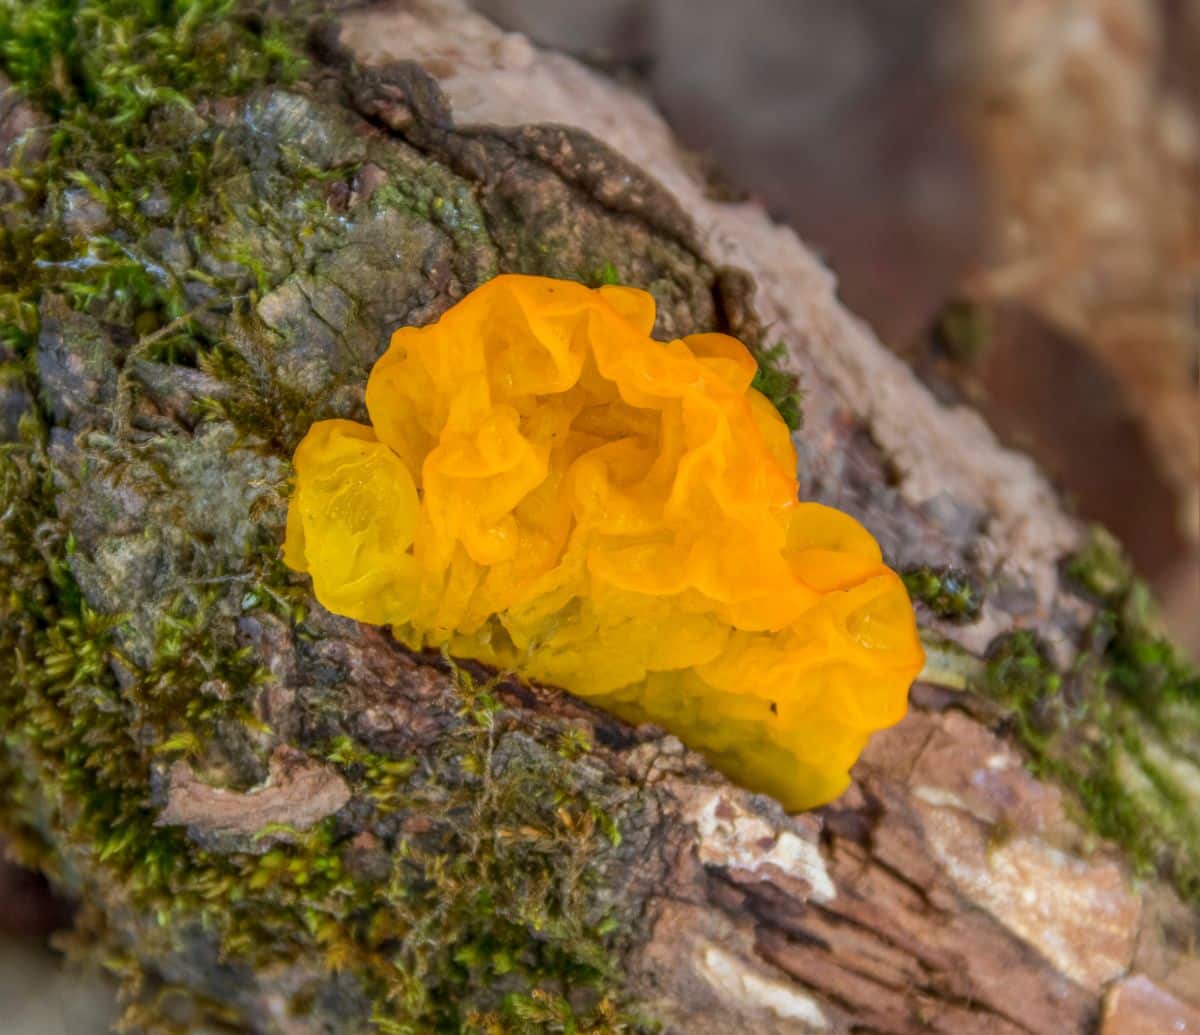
[284,274,924,810]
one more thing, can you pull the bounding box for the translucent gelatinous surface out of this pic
[284,274,924,810]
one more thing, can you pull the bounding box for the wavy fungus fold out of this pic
[284,274,924,810]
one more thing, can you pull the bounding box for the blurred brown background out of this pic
[3,0,1198,1027]
[474,0,1200,655]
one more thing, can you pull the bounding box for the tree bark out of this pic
[1,2,1197,1033]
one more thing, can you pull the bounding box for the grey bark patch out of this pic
[36,295,119,431]
[244,89,370,171]
[0,368,31,442]
[59,187,112,238]
[129,359,228,428]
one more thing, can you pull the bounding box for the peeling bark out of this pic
[157,747,351,845]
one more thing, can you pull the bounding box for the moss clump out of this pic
[977,526,1200,901]
[0,0,306,119]
[749,340,802,431]
[342,669,646,1035]
[589,260,621,287]
[0,0,309,357]
[1065,525,1134,600]
[901,564,982,623]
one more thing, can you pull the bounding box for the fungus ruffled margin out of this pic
[285,274,923,810]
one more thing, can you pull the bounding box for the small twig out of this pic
[190,573,254,585]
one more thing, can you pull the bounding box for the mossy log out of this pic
[1,2,1198,1033]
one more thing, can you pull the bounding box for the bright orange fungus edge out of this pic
[283,274,924,810]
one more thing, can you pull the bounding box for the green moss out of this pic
[339,664,645,1034]
[0,0,306,119]
[901,564,982,623]
[982,631,1061,715]
[1065,524,1134,601]
[0,0,310,409]
[594,261,620,287]
[976,526,1200,902]
[750,340,802,431]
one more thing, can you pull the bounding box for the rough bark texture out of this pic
[1,2,1197,1033]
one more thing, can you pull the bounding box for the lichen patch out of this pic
[681,787,835,903]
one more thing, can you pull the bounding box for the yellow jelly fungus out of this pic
[284,274,924,810]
